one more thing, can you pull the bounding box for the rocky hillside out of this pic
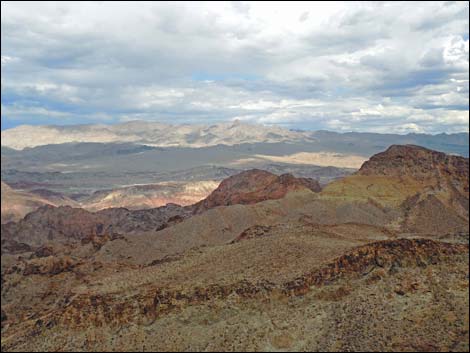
[358,144,469,189]
[82,180,219,212]
[2,145,468,259]
[360,145,469,234]
[1,169,323,253]
[1,204,192,253]
[321,145,469,233]
[1,236,468,351]
[1,145,469,351]
[193,169,321,213]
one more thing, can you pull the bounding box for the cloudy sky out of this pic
[1,1,469,133]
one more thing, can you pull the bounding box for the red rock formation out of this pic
[355,145,469,234]
[358,144,469,191]
[192,169,321,213]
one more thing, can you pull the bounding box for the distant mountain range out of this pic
[2,121,468,157]
[0,120,310,150]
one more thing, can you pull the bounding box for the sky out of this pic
[1,1,469,133]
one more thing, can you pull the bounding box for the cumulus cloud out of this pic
[1,1,468,133]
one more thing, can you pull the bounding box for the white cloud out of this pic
[1,1,468,133]
[1,55,18,66]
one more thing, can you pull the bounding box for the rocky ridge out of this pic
[1,170,322,253]
[193,169,321,213]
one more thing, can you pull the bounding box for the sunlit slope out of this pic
[1,181,78,223]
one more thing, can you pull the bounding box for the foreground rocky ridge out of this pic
[59,239,470,329]
[1,239,468,351]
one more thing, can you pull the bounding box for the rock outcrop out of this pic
[22,256,77,276]
[1,203,191,251]
[284,238,468,295]
[322,145,469,235]
[358,144,469,192]
[192,169,321,213]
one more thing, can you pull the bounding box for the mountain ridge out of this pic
[2,121,468,157]
[3,145,468,259]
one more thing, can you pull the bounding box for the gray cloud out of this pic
[1,1,468,133]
